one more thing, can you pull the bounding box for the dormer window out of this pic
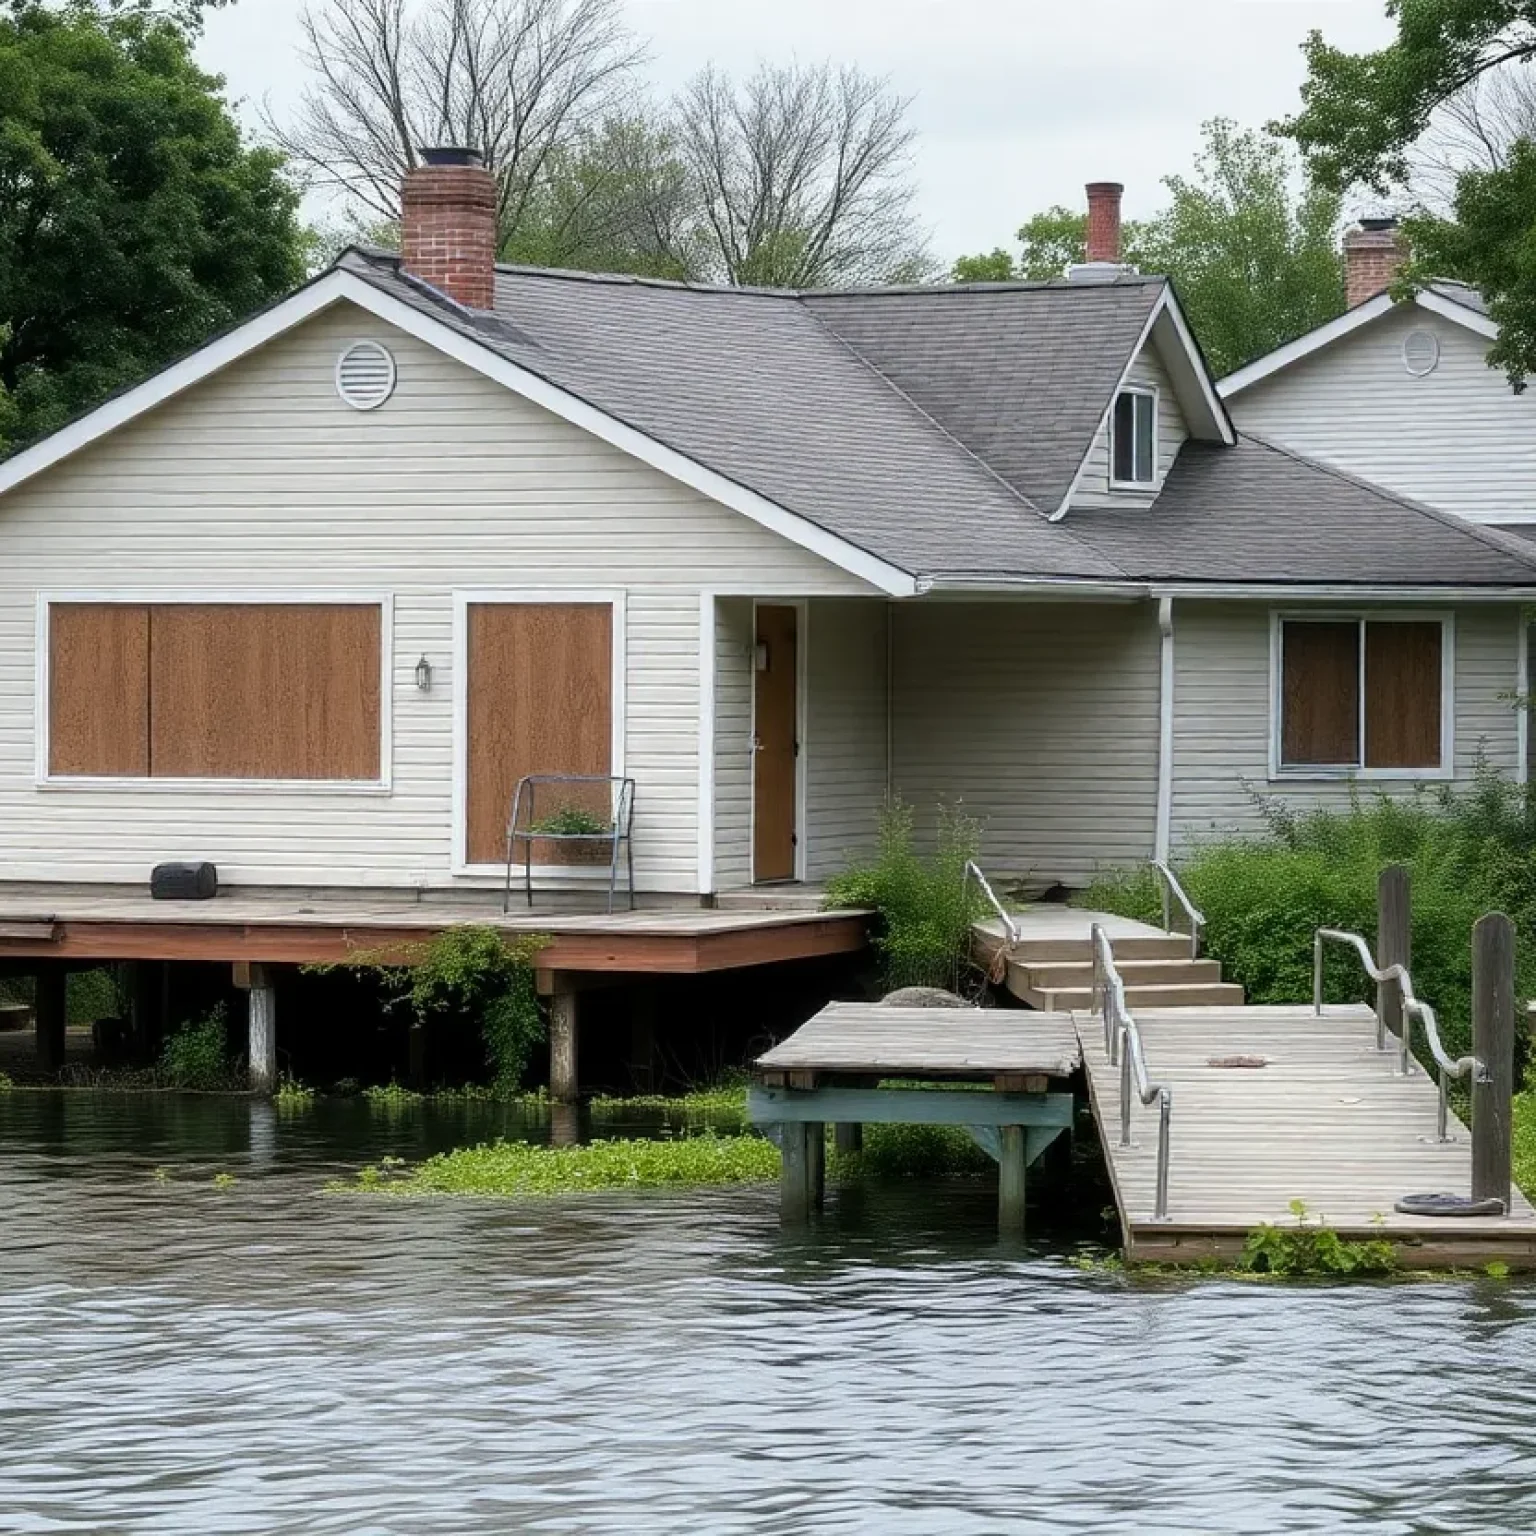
[1111,387,1158,486]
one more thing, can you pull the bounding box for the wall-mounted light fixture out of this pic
[415,654,434,692]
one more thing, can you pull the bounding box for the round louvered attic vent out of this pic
[335,340,397,410]
[1402,329,1440,377]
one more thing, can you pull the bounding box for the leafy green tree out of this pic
[0,4,305,453]
[952,120,1343,376]
[1282,0,1536,387]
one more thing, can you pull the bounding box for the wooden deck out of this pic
[756,1002,1080,1080]
[1079,1003,1536,1268]
[0,888,868,974]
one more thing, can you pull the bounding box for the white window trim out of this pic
[1108,384,1159,491]
[748,598,809,885]
[34,591,395,794]
[450,588,628,881]
[1267,610,1456,782]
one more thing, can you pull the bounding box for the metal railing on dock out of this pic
[964,860,1019,948]
[1151,860,1204,959]
[1091,922,1172,1221]
[1313,928,1483,1144]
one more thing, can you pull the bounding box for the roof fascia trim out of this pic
[0,268,918,598]
[1151,582,1536,602]
[917,576,1149,599]
[1416,287,1498,339]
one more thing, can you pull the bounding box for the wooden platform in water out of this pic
[1078,1003,1536,1268]
[756,1002,1080,1081]
[0,886,868,974]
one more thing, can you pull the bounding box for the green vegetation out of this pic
[530,804,610,836]
[825,798,984,992]
[0,1072,12,1092]
[327,926,549,1096]
[831,1124,992,1179]
[157,1004,235,1091]
[342,1132,781,1197]
[273,1077,316,1109]
[1241,1202,1397,1277]
[362,1081,424,1109]
[1514,1081,1536,1200]
[1081,774,1536,1066]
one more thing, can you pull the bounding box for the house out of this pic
[1220,218,1536,538]
[2,160,1535,922]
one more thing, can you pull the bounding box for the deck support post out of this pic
[1472,912,1516,1212]
[806,1122,825,1209]
[998,1124,1027,1236]
[549,987,579,1103]
[34,963,66,1075]
[628,987,656,1093]
[834,1123,862,1155]
[248,965,277,1095]
[780,1121,811,1225]
[1377,865,1411,1057]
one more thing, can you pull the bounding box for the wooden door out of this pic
[753,604,799,882]
[465,603,612,866]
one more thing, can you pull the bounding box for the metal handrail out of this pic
[964,860,1019,948]
[1313,928,1483,1144]
[1091,923,1172,1221]
[1151,860,1204,959]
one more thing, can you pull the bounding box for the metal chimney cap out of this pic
[417,146,485,168]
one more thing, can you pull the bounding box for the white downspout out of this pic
[1155,596,1175,863]
[885,602,895,798]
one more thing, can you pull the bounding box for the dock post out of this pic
[998,1124,1026,1237]
[1472,912,1515,1212]
[780,1122,811,1226]
[248,965,277,1095]
[549,986,579,1104]
[834,1123,863,1155]
[1377,864,1411,1056]
[806,1122,825,1209]
[628,986,656,1093]
[34,964,66,1076]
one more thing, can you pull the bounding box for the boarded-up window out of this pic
[466,602,613,866]
[1279,617,1444,771]
[47,603,382,781]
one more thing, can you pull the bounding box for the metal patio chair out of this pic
[503,774,636,913]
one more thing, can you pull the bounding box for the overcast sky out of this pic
[198,0,1395,262]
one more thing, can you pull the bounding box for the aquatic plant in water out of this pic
[1240,1201,1396,1277]
[158,1004,236,1092]
[341,1132,781,1197]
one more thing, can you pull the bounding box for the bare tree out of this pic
[268,0,645,241]
[1409,63,1536,210]
[669,61,929,287]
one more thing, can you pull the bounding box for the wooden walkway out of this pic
[1080,1003,1536,1268]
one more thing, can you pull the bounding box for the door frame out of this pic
[749,598,808,884]
[451,587,627,877]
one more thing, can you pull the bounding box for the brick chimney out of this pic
[1344,217,1407,309]
[400,146,497,311]
[1085,182,1124,264]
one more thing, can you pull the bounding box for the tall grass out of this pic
[1081,770,1536,1064]
[824,798,984,992]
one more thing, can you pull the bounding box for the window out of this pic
[1111,388,1157,486]
[1275,615,1449,775]
[46,601,384,782]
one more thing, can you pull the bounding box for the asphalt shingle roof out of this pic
[339,250,1536,591]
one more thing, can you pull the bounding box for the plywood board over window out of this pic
[465,602,614,866]
[48,604,151,777]
[1281,620,1359,766]
[1364,621,1442,769]
[149,605,382,780]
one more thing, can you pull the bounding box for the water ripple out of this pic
[2,1094,1536,1534]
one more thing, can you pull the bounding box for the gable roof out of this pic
[3,251,1535,595]
[1219,283,1498,398]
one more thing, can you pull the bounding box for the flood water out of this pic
[3,1094,1536,1534]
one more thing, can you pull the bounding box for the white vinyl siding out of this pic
[1072,341,1189,508]
[890,601,1161,885]
[803,599,889,880]
[0,301,874,893]
[1229,305,1536,525]
[711,597,754,891]
[1170,600,1521,846]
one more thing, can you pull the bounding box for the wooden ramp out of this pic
[1078,1003,1536,1268]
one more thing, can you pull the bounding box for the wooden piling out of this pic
[780,1122,811,1226]
[1472,912,1516,1212]
[806,1122,825,1210]
[34,964,66,1075]
[248,964,277,1095]
[549,988,579,1103]
[998,1124,1027,1236]
[1377,864,1411,1047]
[628,988,656,1093]
[834,1123,863,1155]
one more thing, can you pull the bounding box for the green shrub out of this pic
[530,804,609,836]
[158,1004,233,1091]
[825,798,984,991]
[1081,771,1536,1066]
[1241,1201,1397,1277]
